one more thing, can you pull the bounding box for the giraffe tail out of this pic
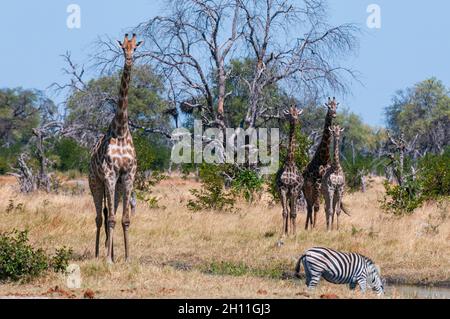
[103,190,109,244]
[341,202,351,216]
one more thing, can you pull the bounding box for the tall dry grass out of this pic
[0,175,448,299]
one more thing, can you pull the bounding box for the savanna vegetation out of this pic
[0,0,449,298]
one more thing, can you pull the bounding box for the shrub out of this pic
[231,169,264,203]
[135,171,167,209]
[0,230,72,282]
[187,164,236,212]
[380,179,423,216]
[342,154,381,192]
[51,247,74,274]
[418,148,450,200]
[380,148,450,216]
[54,138,90,173]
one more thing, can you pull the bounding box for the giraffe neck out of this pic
[332,135,342,171]
[112,59,132,137]
[287,120,297,165]
[314,110,334,166]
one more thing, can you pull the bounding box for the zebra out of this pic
[295,247,385,295]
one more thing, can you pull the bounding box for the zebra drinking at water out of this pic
[295,247,385,295]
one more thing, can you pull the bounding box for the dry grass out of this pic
[0,175,448,299]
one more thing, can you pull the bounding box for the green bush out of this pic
[231,169,264,203]
[380,179,423,216]
[187,164,236,212]
[380,148,450,216]
[51,247,74,273]
[342,153,382,192]
[418,148,450,200]
[54,138,90,173]
[0,230,72,282]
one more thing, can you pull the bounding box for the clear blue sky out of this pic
[1,0,449,127]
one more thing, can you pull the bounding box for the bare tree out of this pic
[10,153,36,193]
[51,52,174,147]
[386,131,419,186]
[239,0,359,128]
[134,0,358,132]
[136,0,242,131]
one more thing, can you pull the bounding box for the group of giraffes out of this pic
[87,34,348,264]
[276,100,348,240]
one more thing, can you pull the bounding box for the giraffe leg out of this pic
[305,202,313,230]
[290,190,298,236]
[334,188,343,230]
[89,176,104,259]
[110,180,123,261]
[323,189,332,231]
[122,173,134,262]
[312,183,321,228]
[105,178,117,264]
[304,184,313,230]
[280,187,289,237]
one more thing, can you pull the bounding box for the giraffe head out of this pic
[329,125,345,138]
[117,34,143,63]
[325,97,339,118]
[283,105,303,124]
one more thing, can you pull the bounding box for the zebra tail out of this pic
[341,202,351,216]
[295,255,305,278]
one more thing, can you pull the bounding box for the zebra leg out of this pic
[349,281,357,290]
[303,258,321,289]
[357,277,367,293]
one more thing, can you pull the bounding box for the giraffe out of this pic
[302,97,338,230]
[277,106,304,237]
[89,34,142,264]
[321,125,346,231]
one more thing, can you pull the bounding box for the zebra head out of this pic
[367,263,385,295]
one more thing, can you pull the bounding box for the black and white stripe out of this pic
[295,247,384,295]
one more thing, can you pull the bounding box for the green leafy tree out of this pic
[385,78,450,155]
[65,64,173,148]
[0,88,55,173]
[53,138,90,173]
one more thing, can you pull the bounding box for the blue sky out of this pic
[0,0,449,127]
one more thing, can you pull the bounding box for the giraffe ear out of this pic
[340,127,345,133]
[117,40,124,49]
[136,41,144,48]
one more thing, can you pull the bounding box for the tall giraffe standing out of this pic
[302,97,338,230]
[321,125,346,230]
[89,34,142,263]
[277,106,304,237]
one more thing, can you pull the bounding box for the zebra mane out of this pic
[362,255,375,266]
